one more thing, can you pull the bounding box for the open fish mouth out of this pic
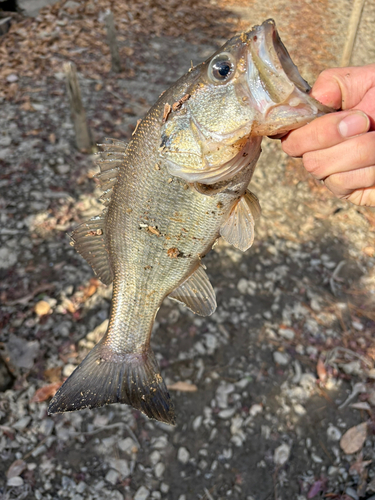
[246,19,332,135]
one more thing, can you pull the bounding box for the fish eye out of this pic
[209,53,236,83]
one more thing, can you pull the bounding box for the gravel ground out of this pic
[1,1,375,499]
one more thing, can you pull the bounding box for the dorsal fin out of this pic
[71,210,113,285]
[71,140,128,285]
[95,139,127,206]
[220,190,261,252]
[169,265,216,316]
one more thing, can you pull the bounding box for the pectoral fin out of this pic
[169,265,216,316]
[220,190,261,252]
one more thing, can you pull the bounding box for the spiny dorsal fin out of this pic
[71,210,113,285]
[169,265,216,316]
[220,190,261,252]
[95,139,127,206]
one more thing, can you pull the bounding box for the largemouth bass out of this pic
[49,19,331,424]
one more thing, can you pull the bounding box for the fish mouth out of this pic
[246,19,332,135]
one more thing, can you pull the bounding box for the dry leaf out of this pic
[44,366,62,383]
[167,381,198,392]
[7,459,27,479]
[340,422,367,454]
[31,381,63,403]
[316,357,327,384]
[34,300,51,316]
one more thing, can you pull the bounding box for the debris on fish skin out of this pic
[49,19,332,425]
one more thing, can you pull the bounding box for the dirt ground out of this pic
[1,1,375,499]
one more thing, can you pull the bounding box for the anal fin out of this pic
[71,210,113,286]
[169,265,216,316]
[220,190,261,252]
[48,341,175,425]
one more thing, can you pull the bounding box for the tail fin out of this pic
[48,342,175,425]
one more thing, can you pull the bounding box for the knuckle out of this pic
[282,134,301,157]
[302,152,323,177]
[352,138,372,166]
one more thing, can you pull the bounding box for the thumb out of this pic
[310,65,375,111]
[311,71,342,109]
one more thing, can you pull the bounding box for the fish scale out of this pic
[49,19,332,424]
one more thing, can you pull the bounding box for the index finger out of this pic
[281,110,370,158]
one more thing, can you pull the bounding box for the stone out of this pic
[0,247,17,268]
[118,437,138,454]
[274,443,291,465]
[154,462,165,478]
[218,408,236,419]
[105,469,119,485]
[177,447,190,464]
[273,351,290,365]
[108,459,129,479]
[134,486,150,500]
[7,476,24,487]
[327,425,342,441]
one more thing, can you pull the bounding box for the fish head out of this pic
[161,19,332,184]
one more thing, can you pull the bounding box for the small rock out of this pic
[192,415,202,431]
[151,436,168,449]
[278,328,295,340]
[345,487,359,500]
[134,486,150,500]
[108,459,129,479]
[311,453,323,463]
[105,469,119,485]
[56,164,70,175]
[218,408,236,419]
[273,351,290,365]
[12,416,31,431]
[62,364,76,377]
[328,466,339,475]
[7,476,24,487]
[154,462,165,478]
[150,451,161,466]
[118,437,138,454]
[293,403,306,416]
[177,447,190,464]
[274,443,291,465]
[160,483,169,493]
[249,404,262,417]
[63,0,80,9]
[6,74,18,83]
[341,361,362,375]
[237,278,248,294]
[0,247,17,268]
[327,425,342,441]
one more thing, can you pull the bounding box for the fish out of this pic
[49,19,332,425]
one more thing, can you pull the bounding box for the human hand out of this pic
[282,64,375,206]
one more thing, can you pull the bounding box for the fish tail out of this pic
[48,341,175,425]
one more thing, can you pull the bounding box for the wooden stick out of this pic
[105,11,122,73]
[340,0,366,67]
[64,62,93,153]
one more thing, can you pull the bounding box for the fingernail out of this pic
[338,111,370,137]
